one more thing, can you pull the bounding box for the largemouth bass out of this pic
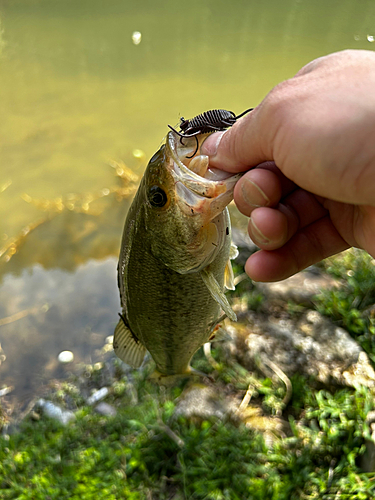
[114,130,241,381]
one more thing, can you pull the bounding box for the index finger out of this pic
[201,105,273,172]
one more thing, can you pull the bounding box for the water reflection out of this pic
[0,257,119,411]
[0,175,136,410]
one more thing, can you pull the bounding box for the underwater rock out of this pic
[57,350,74,363]
[235,310,375,388]
[0,386,13,397]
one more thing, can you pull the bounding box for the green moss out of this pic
[315,249,375,361]
[1,373,375,499]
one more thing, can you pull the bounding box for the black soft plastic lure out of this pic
[168,108,253,158]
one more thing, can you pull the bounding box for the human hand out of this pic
[201,50,375,282]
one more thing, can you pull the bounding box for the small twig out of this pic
[233,272,249,287]
[327,458,336,490]
[157,418,185,448]
[0,386,13,397]
[0,180,12,193]
[0,216,48,262]
[203,342,220,370]
[237,383,254,413]
[260,354,293,409]
[0,306,41,327]
[153,394,184,448]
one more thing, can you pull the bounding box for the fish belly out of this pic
[125,245,225,375]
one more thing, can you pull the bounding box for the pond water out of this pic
[0,0,374,413]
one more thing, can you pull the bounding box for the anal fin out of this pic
[113,316,146,368]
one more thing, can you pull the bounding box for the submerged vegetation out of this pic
[0,160,139,266]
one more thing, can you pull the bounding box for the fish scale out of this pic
[123,212,230,375]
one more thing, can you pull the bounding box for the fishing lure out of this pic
[168,108,253,158]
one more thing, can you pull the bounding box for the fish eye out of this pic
[148,185,168,208]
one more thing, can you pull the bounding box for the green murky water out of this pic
[0,0,374,411]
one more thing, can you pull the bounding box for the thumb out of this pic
[200,107,271,172]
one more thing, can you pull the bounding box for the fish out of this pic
[113,129,241,382]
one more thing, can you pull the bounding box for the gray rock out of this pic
[255,267,340,304]
[0,386,13,397]
[86,387,109,405]
[360,411,375,472]
[94,402,117,417]
[235,310,375,388]
[173,383,289,446]
[36,399,76,425]
[173,384,235,421]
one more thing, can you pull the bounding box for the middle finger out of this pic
[234,161,297,217]
[249,189,329,250]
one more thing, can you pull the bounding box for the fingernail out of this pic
[241,178,270,208]
[249,218,270,244]
[200,131,225,156]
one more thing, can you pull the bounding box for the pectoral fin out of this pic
[208,326,232,342]
[224,259,236,290]
[229,242,239,260]
[224,242,239,290]
[113,317,146,368]
[201,269,237,322]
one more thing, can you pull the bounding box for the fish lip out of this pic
[166,131,242,199]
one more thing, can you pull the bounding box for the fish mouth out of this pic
[166,131,242,218]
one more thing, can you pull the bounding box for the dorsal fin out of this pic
[113,316,146,368]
